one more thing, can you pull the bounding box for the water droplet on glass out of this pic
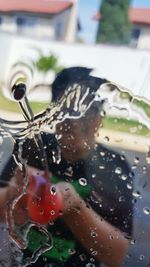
[143,207,150,215]
[115,167,122,174]
[90,193,101,204]
[43,257,47,262]
[68,248,76,255]
[86,263,95,267]
[119,196,125,202]
[139,254,145,261]
[127,183,132,190]
[90,257,95,263]
[131,164,137,169]
[146,156,150,164]
[132,191,141,198]
[55,134,62,140]
[121,174,127,181]
[134,157,139,164]
[50,186,57,195]
[100,151,105,157]
[99,165,105,169]
[50,210,55,216]
[100,109,106,117]
[120,155,126,160]
[130,239,136,245]
[79,178,87,186]
[143,165,147,172]
[91,230,97,238]
[49,220,54,226]
[80,254,86,262]
[104,136,109,143]
[91,251,97,256]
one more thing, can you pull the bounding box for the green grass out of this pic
[0,90,49,114]
[120,92,150,118]
[102,117,150,137]
[133,99,150,118]
[0,90,150,136]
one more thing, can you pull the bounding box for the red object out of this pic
[129,8,150,25]
[27,175,64,224]
[0,0,73,15]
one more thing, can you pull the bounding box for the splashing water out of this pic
[1,81,150,139]
[0,74,150,266]
[0,79,107,266]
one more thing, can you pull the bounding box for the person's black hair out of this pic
[52,66,107,102]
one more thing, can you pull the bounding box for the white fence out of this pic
[0,31,150,101]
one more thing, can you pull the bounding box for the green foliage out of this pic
[133,99,150,118]
[12,49,63,77]
[102,116,150,136]
[35,54,63,74]
[119,92,150,118]
[96,0,131,44]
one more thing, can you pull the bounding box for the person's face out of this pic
[56,113,101,161]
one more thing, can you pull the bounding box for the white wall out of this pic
[36,17,55,39]
[1,15,16,33]
[0,33,15,82]
[54,9,73,41]
[64,0,78,42]
[53,3,78,42]
[138,25,150,50]
[0,32,150,101]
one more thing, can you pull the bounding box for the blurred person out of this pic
[0,67,134,267]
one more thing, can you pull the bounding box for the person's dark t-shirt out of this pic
[1,133,133,266]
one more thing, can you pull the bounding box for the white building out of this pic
[93,7,150,50]
[129,8,150,50]
[0,0,78,42]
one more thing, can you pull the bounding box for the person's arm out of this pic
[0,178,17,221]
[0,167,45,222]
[0,187,9,220]
[0,168,129,266]
[57,182,129,267]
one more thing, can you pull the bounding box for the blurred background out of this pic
[0,1,150,266]
[0,0,150,102]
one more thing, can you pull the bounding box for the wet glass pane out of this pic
[0,1,150,267]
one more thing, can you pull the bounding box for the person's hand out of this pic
[6,166,46,201]
[56,182,83,215]
[0,167,26,221]
[2,166,82,225]
[25,171,82,223]
[5,167,47,225]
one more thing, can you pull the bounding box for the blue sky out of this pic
[78,0,150,43]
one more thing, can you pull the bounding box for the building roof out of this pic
[129,8,150,25]
[93,8,150,25]
[0,0,74,15]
